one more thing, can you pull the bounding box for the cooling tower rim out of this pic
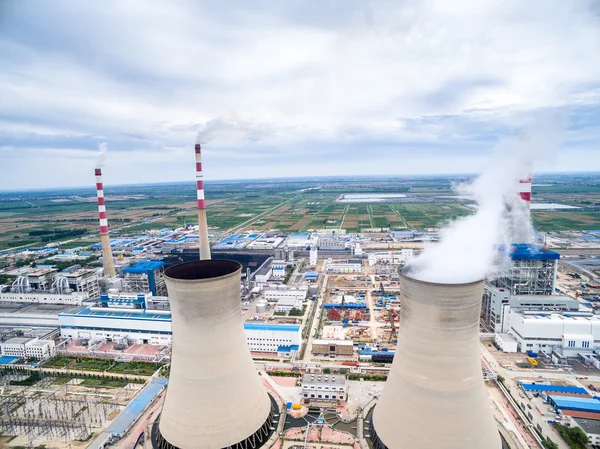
[164,259,241,282]
[399,270,484,287]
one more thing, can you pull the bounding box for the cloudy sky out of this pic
[1,0,599,190]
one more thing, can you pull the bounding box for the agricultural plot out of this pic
[1,175,598,249]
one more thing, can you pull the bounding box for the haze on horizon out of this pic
[1,0,599,190]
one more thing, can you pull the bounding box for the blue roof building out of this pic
[123,261,166,296]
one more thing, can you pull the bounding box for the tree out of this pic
[497,375,505,384]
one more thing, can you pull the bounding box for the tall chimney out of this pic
[94,168,116,278]
[155,260,276,448]
[195,143,211,260]
[370,273,501,449]
[514,175,532,243]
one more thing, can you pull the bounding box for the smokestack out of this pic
[94,168,116,278]
[370,273,501,449]
[514,175,532,243]
[195,143,211,260]
[155,260,276,448]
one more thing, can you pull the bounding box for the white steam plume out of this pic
[406,118,565,284]
[96,142,108,169]
[196,117,241,144]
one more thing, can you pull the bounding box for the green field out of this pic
[1,174,599,250]
[42,355,160,376]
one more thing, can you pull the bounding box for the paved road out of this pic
[302,274,328,361]
[480,343,571,449]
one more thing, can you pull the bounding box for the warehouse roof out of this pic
[574,418,600,435]
[548,395,600,413]
[123,261,164,274]
[509,244,560,261]
[520,383,588,395]
[243,323,300,332]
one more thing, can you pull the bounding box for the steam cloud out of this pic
[96,142,108,169]
[196,117,241,144]
[406,121,564,284]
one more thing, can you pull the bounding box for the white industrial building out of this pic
[0,286,88,306]
[301,373,347,402]
[264,286,307,303]
[482,284,580,333]
[318,237,347,251]
[326,259,362,274]
[494,333,518,353]
[367,249,414,266]
[61,269,101,299]
[275,297,303,313]
[244,323,301,356]
[58,305,302,356]
[0,337,56,359]
[508,311,600,356]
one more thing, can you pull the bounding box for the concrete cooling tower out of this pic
[154,260,276,449]
[370,273,500,449]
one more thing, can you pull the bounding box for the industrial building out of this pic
[0,285,88,306]
[0,303,71,328]
[244,323,301,355]
[572,418,600,447]
[508,311,600,356]
[58,307,172,346]
[483,287,579,333]
[305,271,318,282]
[371,273,501,449]
[301,373,347,402]
[60,268,101,299]
[482,243,561,332]
[367,249,414,266]
[326,259,362,274]
[122,261,167,296]
[0,336,56,359]
[3,266,99,302]
[155,260,276,449]
[274,297,302,313]
[264,286,307,303]
[318,237,347,251]
[491,244,560,296]
[312,339,354,357]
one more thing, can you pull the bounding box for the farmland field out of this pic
[0,173,599,250]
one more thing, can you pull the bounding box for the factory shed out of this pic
[519,383,588,395]
[548,395,600,414]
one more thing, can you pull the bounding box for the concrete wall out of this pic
[372,274,501,449]
[157,260,272,448]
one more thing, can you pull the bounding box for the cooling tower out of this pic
[370,273,500,449]
[155,260,275,449]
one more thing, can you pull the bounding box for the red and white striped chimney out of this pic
[514,175,533,243]
[518,176,532,203]
[95,168,116,277]
[195,144,211,260]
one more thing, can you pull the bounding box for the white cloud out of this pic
[0,0,599,189]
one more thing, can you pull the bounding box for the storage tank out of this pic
[256,300,267,313]
[370,272,500,449]
[154,260,275,449]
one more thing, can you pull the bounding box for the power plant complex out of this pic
[3,137,596,449]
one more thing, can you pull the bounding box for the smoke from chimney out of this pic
[407,118,564,284]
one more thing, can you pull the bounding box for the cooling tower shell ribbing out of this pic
[370,273,501,449]
[155,260,274,449]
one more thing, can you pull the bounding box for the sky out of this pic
[1,0,600,190]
